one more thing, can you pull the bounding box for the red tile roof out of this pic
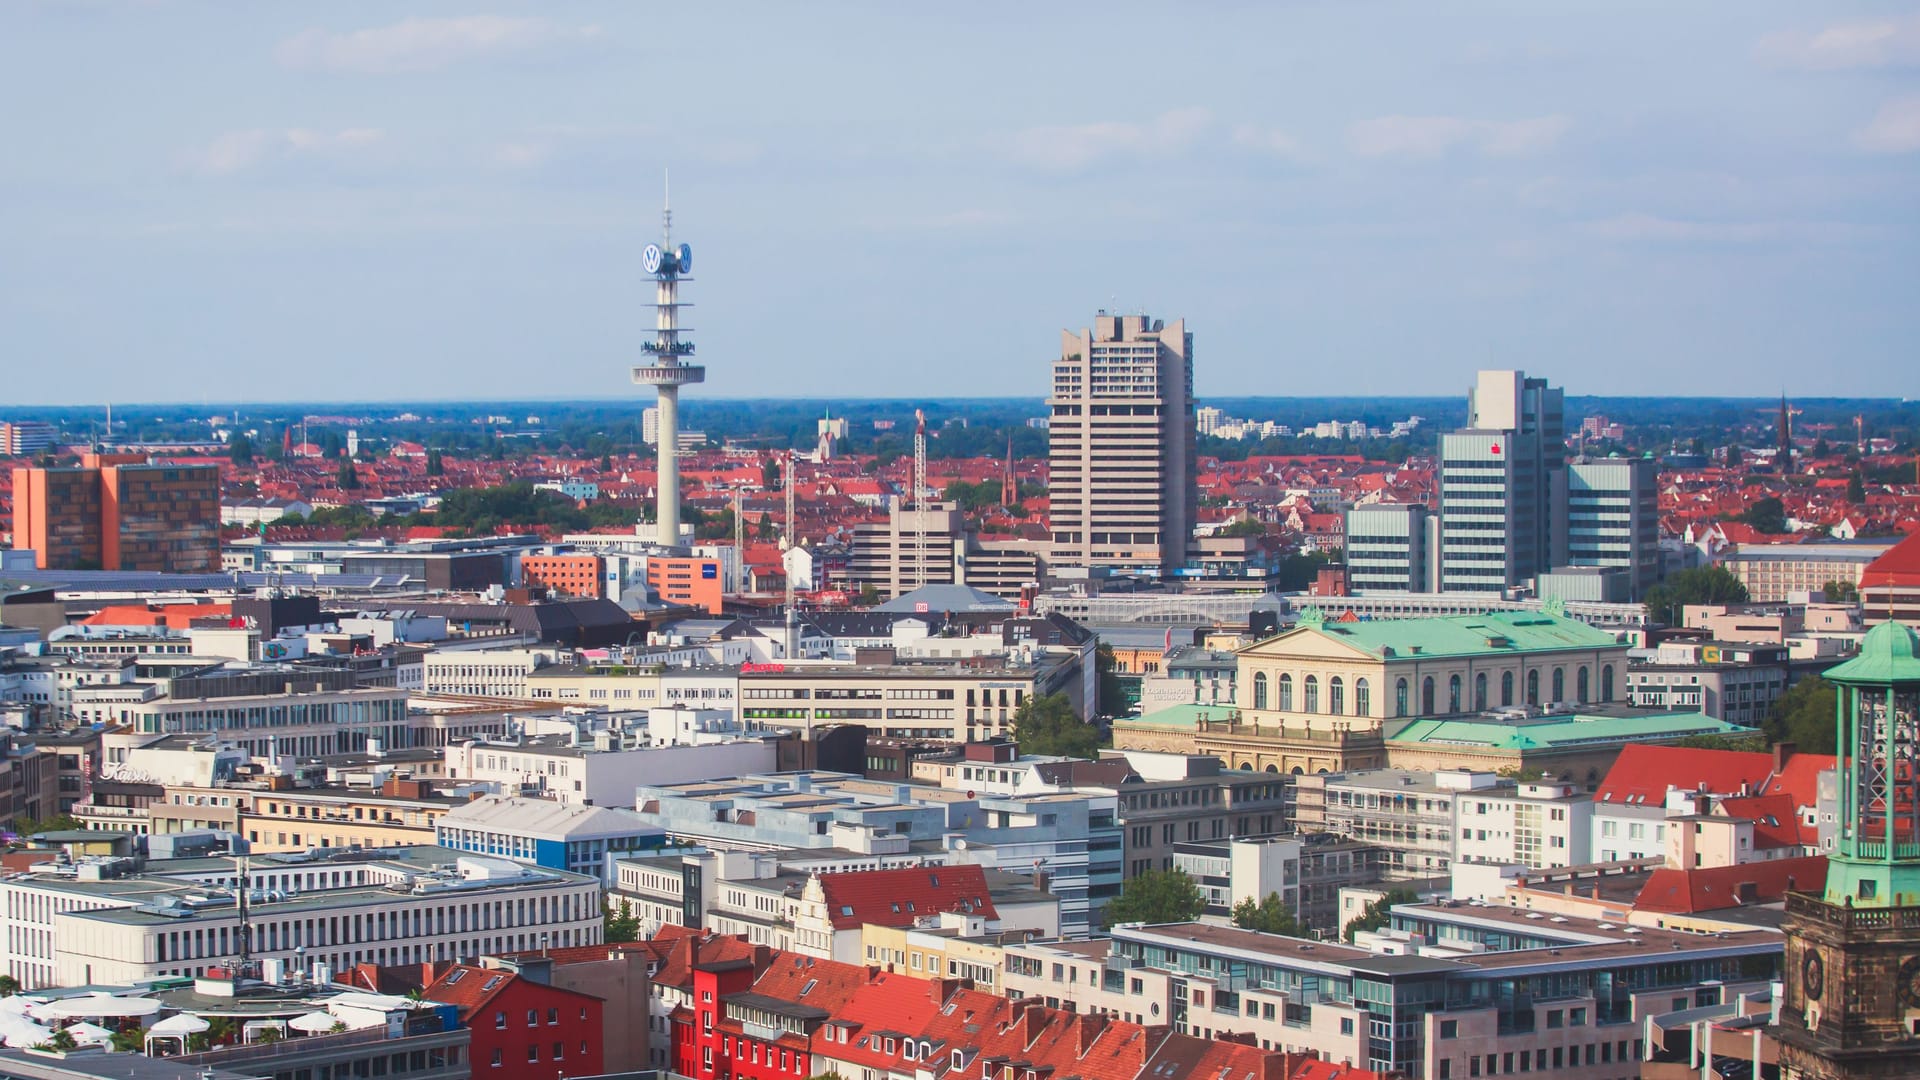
[1863,531,1920,587]
[421,964,517,1012]
[1633,855,1829,914]
[816,864,997,930]
[1594,744,1776,805]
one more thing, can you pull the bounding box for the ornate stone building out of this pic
[1777,620,1920,1080]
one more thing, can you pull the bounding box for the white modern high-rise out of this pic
[1047,313,1196,576]
[1565,456,1659,599]
[1437,371,1565,593]
[631,188,703,548]
[1345,503,1431,592]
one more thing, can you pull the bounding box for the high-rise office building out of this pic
[1047,313,1196,576]
[1437,371,1565,593]
[0,421,57,457]
[1565,456,1659,600]
[11,453,220,572]
[1344,503,1431,592]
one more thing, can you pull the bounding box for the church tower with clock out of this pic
[1778,620,1920,1080]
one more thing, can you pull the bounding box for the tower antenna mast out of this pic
[631,173,705,547]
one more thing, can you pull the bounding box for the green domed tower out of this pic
[1779,621,1920,1080]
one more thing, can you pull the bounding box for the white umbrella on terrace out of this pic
[287,1011,339,1034]
[147,1013,211,1036]
[30,995,162,1021]
[64,1021,114,1046]
[0,1019,52,1048]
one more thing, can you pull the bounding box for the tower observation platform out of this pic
[631,185,704,547]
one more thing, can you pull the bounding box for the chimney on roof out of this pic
[1075,1012,1108,1054]
[750,945,772,973]
[1774,741,1797,773]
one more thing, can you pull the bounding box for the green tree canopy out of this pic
[1344,887,1419,942]
[1847,471,1866,504]
[1643,565,1750,625]
[1764,675,1837,755]
[1094,643,1130,719]
[227,432,253,465]
[604,899,641,943]
[336,458,361,490]
[1011,693,1102,760]
[1738,496,1788,535]
[1230,892,1304,936]
[1106,868,1206,927]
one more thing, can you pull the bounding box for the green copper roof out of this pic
[1823,620,1920,684]
[1114,703,1236,730]
[1251,610,1622,661]
[1388,711,1741,750]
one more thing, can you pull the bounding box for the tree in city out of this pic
[110,1027,146,1053]
[1105,868,1206,928]
[1764,675,1837,755]
[14,813,82,836]
[1095,643,1131,719]
[604,899,641,943]
[1011,693,1102,760]
[0,975,17,997]
[1725,444,1743,467]
[1343,887,1419,943]
[336,458,361,491]
[1642,566,1749,626]
[227,432,253,466]
[1822,580,1859,603]
[425,449,445,477]
[856,583,881,608]
[1814,437,1830,459]
[1217,516,1269,538]
[1738,496,1788,535]
[1231,892,1304,936]
[1847,471,1866,504]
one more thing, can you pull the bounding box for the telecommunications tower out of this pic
[632,179,704,547]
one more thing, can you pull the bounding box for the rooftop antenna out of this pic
[662,168,671,248]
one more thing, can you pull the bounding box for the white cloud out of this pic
[1230,124,1312,162]
[1477,115,1571,158]
[277,16,600,74]
[1003,107,1211,171]
[1581,213,1876,244]
[1855,97,1920,153]
[1347,114,1570,159]
[1757,16,1920,71]
[182,128,385,176]
[488,141,552,169]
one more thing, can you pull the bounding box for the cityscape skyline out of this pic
[5,3,1917,404]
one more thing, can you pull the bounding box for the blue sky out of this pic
[2,2,1916,404]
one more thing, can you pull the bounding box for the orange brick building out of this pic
[647,555,724,615]
[12,453,219,572]
[522,554,606,599]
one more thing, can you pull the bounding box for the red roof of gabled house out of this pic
[1594,744,1776,805]
[1863,530,1920,587]
[816,864,997,930]
[1633,854,1829,914]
